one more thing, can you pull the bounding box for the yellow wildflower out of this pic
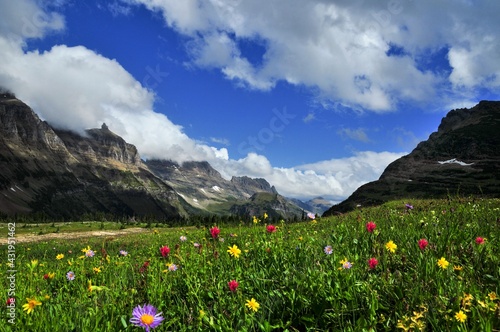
[56,253,64,260]
[385,240,397,253]
[437,257,449,269]
[22,298,41,314]
[227,245,242,258]
[245,298,260,312]
[454,310,466,323]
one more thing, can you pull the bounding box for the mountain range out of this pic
[0,91,314,220]
[2,90,499,221]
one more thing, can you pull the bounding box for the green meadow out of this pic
[1,198,499,331]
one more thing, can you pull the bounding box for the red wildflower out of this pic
[228,280,239,292]
[160,246,170,257]
[210,226,220,239]
[475,237,485,245]
[368,258,378,270]
[139,261,150,273]
[366,221,376,233]
[266,225,277,233]
[43,273,49,280]
[418,238,429,250]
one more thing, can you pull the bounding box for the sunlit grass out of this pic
[1,197,499,331]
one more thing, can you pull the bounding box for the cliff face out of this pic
[0,95,189,220]
[323,101,500,216]
[54,125,141,168]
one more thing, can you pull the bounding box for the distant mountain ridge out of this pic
[0,93,305,220]
[323,100,500,216]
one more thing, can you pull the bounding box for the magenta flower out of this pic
[475,237,485,245]
[266,225,277,233]
[228,279,239,292]
[366,221,376,233]
[130,304,164,332]
[210,226,220,239]
[368,258,378,270]
[405,203,413,210]
[418,239,429,250]
[159,246,170,257]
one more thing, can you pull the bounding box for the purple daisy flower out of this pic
[130,304,164,331]
[66,271,75,281]
[323,245,333,255]
[85,249,95,258]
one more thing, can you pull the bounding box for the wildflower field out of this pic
[2,198,500,331]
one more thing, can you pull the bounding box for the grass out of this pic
[1,197,499,331]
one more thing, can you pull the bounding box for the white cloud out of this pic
[337,127,370,143]
[0,0,65,41]
[124,0,500,112]
[212,151,406,201]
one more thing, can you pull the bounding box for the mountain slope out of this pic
[0,94,191,220]
[323,101,500,216]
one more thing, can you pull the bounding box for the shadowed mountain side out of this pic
[323,101,500,216]
[0,95,191,220]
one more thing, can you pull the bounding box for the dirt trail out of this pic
[0,227,149,245]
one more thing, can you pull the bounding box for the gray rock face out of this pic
[324,101,500,216]
[0,96,187,220]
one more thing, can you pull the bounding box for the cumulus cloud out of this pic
[123,0,500,112]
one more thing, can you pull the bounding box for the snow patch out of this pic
[10,187,15,192]
[437,158,473,166]
[212,186,221,192]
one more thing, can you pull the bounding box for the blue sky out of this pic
[1,0,499,202]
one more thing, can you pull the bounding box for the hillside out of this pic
[324,101,500,216]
